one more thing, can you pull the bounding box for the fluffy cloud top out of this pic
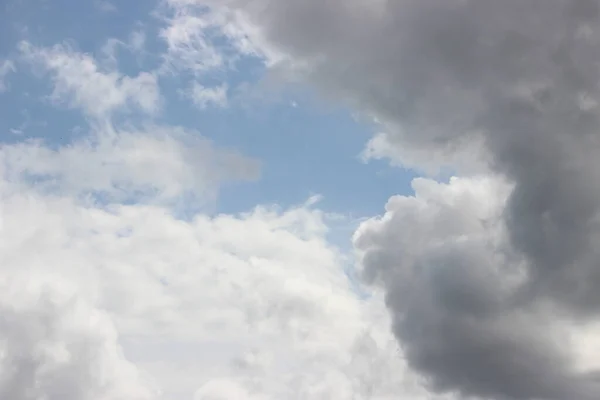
[354,177,600,399]
[0,140,433,399]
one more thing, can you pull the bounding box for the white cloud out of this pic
[353,176,514,288]
[0,60,15,92]
[0,84,449,398]
[361,131,488,176]
[99,30,147,72]
[19,42,160,119]
[0,123,259,206]
[159,1,284,76]
[0,161,437,399]
[185,82,228,109]
[0,275,159,400]
[193,379,264,400]
[159,11,226,75]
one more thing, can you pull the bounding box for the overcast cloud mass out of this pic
[4,0,600,399]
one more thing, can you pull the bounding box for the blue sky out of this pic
[0,0,416,221]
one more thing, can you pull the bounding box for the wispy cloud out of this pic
[19,41,161,120]
[0,124,259,206]
[183,81,228,109]
[0,60,16,92]
[159,11,225,75]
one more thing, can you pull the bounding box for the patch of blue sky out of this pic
[184,91,418,217]
[0,66,88,145]
[1,0,418,222]
[1,0,153,51]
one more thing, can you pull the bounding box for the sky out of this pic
[4,1,600,400]
[0,0,416,220]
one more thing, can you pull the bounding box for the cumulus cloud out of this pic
[0,276,158,400]
[0,143,435,399]
[354,177,600,399]
[186,0,600,399]
[19,42,160,119]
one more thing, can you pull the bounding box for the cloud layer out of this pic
[0,132,433,398]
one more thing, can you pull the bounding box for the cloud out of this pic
[193,379,264,400]
[0,275,158,400]
[353,176,600,399]
[19,42,160,119]
[158,1,284,76]
[0,123,260,207]
[0,139,436,399]
[189,1,600,398]
[184,82,228,109]
[0,60,16,92]
[159,9,227,75]
[101,29,147,61]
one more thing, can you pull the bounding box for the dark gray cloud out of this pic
[212,1,600,399]
[352,176,600,400]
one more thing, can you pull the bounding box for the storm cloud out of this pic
[196,0,600,399]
